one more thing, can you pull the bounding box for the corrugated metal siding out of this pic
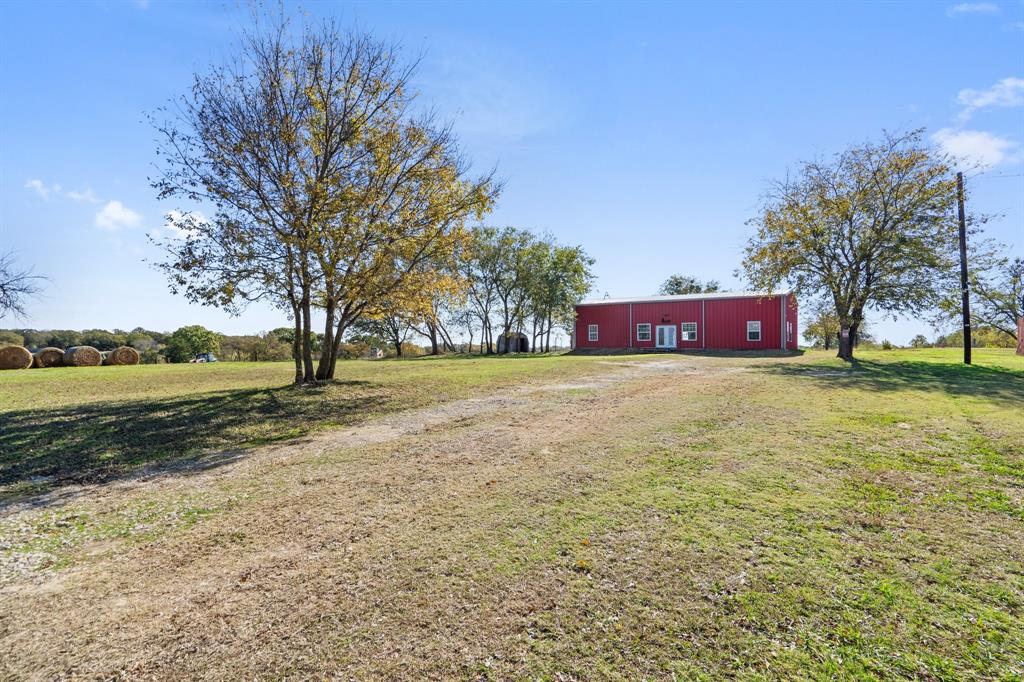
[574,294,796,351]
[629,301,703,348]
[705,296,783,350]
[575,303,631,349]
[786,295,799,350]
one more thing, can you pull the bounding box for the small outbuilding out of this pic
[497,332,530,354]
[365,347,385,360]
[573,291,798,351]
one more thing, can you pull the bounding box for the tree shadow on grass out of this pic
[762,359,1024,405]
[0,380,384,509]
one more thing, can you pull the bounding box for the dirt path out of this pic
[0,355,754,678]
[2,358,712,519]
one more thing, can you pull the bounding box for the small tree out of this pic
[801,300,841,350]
[490,227,538,354]
[163,325,220,363]
[744,130,959,361]
[910,334,930,348]
[350,309,414,357]
[528,242,594,352]
[459,226,501,354]
[657,275,720,296]
[937,241,1022,341]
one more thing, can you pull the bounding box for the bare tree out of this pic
[0,252,44,320]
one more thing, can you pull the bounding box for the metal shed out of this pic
[497,332,530,354]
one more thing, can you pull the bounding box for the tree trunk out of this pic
[315,299,336,381]
[291,305,302,384]
[498,324,510,355]
[325,317,348,380]
[438,323,456,353]
[837,325,853,360]
[428,323,439,355]
[300,287,315,382]
[837,319,861,361]
[393,327,403,357]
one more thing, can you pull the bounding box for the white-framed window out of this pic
[681,322,698,341]
[747,320,762,342]
[636,323,651,341]
[786,321,793,343]
[588,324,599,342]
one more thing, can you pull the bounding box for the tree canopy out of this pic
[152,15,498,382]
[743,130,959,360]
[162,325,220,363]
[350,226,594,355]
[801,300,840,350]
[937,239,1023,341]
[657,275,720,296]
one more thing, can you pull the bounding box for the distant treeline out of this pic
[0,326,429,364]
[911,327,1017,349]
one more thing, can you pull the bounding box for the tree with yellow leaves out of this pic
[743,130,959,360]
[151,13,498,382]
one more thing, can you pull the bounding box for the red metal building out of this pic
[573,292,798,351]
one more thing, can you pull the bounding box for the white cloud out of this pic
[66,188,101,204]
[956,76,1024,120]
[933,128,1019,167]
[95,200,142,230]
[24,179,61,199]
[25,179,104,204]
[160,209,208,238]
[947,2,1000,16]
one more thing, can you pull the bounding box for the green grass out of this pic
[1,347,1022,679]
[0,353,639,503]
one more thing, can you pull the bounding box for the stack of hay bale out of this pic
[32,347,65,368]
[0,345,33,371]
[0,344,141,370]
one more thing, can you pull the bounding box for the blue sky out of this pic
[1,0,1022,345]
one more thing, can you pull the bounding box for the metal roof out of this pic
[577,291,791,306]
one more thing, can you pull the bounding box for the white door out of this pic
[656,325,677,348]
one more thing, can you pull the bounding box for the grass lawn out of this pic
[0,353,625,503]
[0,348,1022,679]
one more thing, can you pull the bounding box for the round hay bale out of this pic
[63,346,102,367]
[104,346,140,366]
[0,345,33,370]
[32,347,65,368]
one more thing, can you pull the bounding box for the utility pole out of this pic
[956,172,971,365]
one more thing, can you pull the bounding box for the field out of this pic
[1,348,1022,679]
